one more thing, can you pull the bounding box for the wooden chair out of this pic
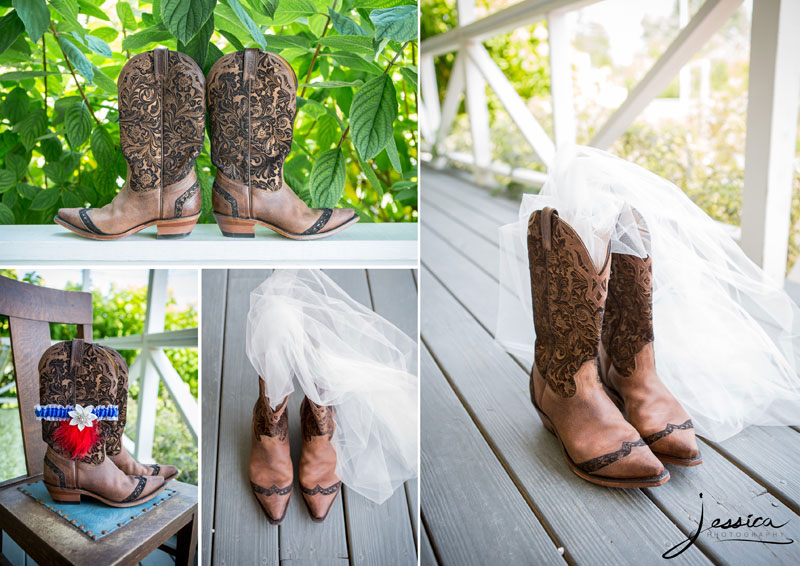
[0,276,198,566]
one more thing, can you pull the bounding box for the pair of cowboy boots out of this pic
[55,47,357,240]
[37,339,178,506]
[527,207,700,488]
[249,380,342,525]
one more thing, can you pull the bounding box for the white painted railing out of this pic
[421,0,800,283]
[0,269,198,463]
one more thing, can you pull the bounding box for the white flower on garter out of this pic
[68,404,97,431]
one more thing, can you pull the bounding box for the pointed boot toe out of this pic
[586,440,668,485]
[154,464,179,481]
[301,481,342,522]
[646,425,702,466]
[137,475,166,499]
[55,207,85,231]
[252,483,293,525]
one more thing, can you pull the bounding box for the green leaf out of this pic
[218,29,245,51]
[39,137,63,162]
[3,87,30,124]
[227,0,266,49]
[309,148,346,208]
[370,5,416,43]
[77,0,110,21]
[13,0,49,43]
[116,2,136,30]
[0,11,25,57]
[0,170,15,191]
[58,36,94,83]
[29,188,61,211]
[61,189,83,208]
[15,108,47,149]
[50,0,85,37]
[122,24,173,51]
[91,27,119,43]
[5,153,28,180]
[349,74,397,160]
[178,13,214,68]
[263,34,311,51]
[91,65,117,93]
[17,183,40,200]
[263,0,279,19]
[298,80,364,89]
[325,52,382,75]
[353,0,412,7]
[0,202,13,224]
[90,124,115,167]
[399,66,417,90]
[385,135,402,173]
[65,102,92,147]
[356,152,383,197]
[319,35,374,56]
[71,32,112,58]
[328,8,367,36]
[0,70,63,81]
[316,114,339,149]
[274,0,317,22]
[161,0,215,44]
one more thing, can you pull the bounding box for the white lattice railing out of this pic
[420,0,800,283]
[0,269,198,463]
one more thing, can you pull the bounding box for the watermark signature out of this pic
[663,493,794,559]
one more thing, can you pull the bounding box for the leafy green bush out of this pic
[0,0,418,225]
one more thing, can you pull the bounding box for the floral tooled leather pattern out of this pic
[300,481,341,496]
[102,346,129,456]
[253,395,289,441]
[118,52,162,193]
[39,341,120,463]
[642,419,694,445]
[301,398,335,441]
[527,209,610,398]
[602,253,654,378]
[118,51,204,193]
[528,210,553,387]
[207,50,296,192]
[576,438,647,473]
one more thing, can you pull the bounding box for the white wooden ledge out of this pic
[0,223,419,267]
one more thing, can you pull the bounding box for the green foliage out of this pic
[0,0,418,225]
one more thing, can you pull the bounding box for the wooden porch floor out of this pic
[202,269,418,566]
[419,165,800,566]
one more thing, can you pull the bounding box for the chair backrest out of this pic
[0,276,92,478]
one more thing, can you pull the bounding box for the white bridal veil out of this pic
[498,145,800,441]
[246,269,418,504]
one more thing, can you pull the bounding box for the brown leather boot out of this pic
[600,210,701,466]
[248,380,293,525]
[38,340,165,506]
[55,48,205,239]
[299,397,341,522]
[207,48,359,240]
[528,208,668,488]
[101,347,179,481]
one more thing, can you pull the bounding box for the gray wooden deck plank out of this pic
[712,426,800,513]
[645,437,800,565]
[420,267,710,566]
[279,390,349,561]
[201,269,227,566]
[419,521,438,566]
[421,345,565,565]
[278,560,349,565]
[212,269,278,566]
[325,269,417,566]
[423,166,520,221]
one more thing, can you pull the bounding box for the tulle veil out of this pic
[497,145,800,441]
[246,269,418,504]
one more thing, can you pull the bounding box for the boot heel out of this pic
[46,485,81,504]
[157,215,198,239]
[215,213,256,238]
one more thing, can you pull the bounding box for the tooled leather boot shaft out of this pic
[38,340,121,464]
[527,208,611,398]
[207,49,297,193]
[253,379,289,440]
[118,49,205,197]
[102,348,129,456]
[301,397,335,440]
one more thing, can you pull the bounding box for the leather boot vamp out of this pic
[249,433,293,488]
[252,183,355,234]
[78,457,163,502]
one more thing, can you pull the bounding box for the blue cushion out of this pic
[18,480,176,541]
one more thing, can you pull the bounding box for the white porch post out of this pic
[420,55,441,144]
[740,0,800,283]
[459,0,492,186]
[547,10,575,147]
[134,269,168,462]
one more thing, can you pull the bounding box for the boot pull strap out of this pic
[154,47,168,82]
[68,339,85,404]
[541,207,558,251]
[244,48,258,82]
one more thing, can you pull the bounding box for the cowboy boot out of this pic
[206,48,359,239]
[600,210,701,466]
[249,380,293,525]
[38,340,165,506]
[528,208,668,488]
[299,397,341,522]
[101,346,180,481]
[55,47,205,239]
